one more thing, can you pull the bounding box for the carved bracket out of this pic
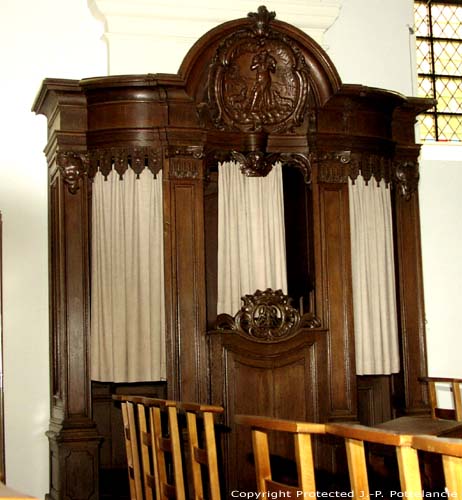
[230,150,280,177]
[394,160,419,200]
[215,288,321,342]
[57,151,89,195]
[209,148,313,183]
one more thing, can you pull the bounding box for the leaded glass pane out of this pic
[431,4,462,39]
[417,114,436,141]
[415,3,429,37]
[416,39,431,74]
[414,1,462,141]
[433,41,462,76]
[435,77,462,113]
[417,77,434,99]
[437,114,462,141]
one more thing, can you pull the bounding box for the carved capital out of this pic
[394,160,419,200]
[215,288,321,342]
[165,145,204,160]
[57,151,89,194]
[316,151,351,184]
[165,145,204,179]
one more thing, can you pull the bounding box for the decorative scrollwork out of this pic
[215,288,321,342]
[204,5,310,134]
[230,150,280,177]
[57,151,89,194]
[315,151,394,187]
[88,146,160,179]
[394,160,419,200]
[278,153,313,184]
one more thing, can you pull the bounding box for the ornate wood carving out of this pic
[215,288,321,342]
[204,6,311,133]
[230,150,278,177]
[57,151,89,194]
[88,146,160,179]
[165,145,204,159]
[395,160,419,200]
[316,151,351,183]
[33,7,432,499]
[208,148,313,183]
[165,145,204,179]
[316,151,395,187]
[279,153,313,184]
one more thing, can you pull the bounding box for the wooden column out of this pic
[33,81,101,500]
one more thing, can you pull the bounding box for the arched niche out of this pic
[32,5,431,500]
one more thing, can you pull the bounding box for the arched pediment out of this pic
[179,5,342,135]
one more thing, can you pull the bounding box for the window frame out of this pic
[415,0,462,142]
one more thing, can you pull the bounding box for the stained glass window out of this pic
[415,1,462,141]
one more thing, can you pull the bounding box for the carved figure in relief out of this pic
[248,50,277,113]
[206,5,311,133]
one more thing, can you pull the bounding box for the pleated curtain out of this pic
[217,161,288,316]
[349,175,400,375]
[90,168,166,383]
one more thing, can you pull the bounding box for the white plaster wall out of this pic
[0,1,106,497]
[325,0,415,94]
[419,145,462,379]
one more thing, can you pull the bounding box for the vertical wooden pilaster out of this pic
[33,81,101,500]
[162,145,208,403]
[313,163,357,422]
[393,167,428,414]
[392,98,432,415]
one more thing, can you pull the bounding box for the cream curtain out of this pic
[349,175,399,375]
[217,161,287,315]
[90,168,166,383]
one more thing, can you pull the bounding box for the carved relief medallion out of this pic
[207,6,310,133]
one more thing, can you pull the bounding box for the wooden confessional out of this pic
[33,6,431,500]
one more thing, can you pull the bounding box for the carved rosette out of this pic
[205,6,310,134]
[88,146,160,179]
[57,151,89,194]
[215,288,321,342]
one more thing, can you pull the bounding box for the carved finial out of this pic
[248,6,276,36]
